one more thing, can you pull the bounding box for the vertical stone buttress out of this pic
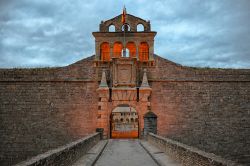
[96,70,110,138]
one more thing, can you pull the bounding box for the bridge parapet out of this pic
[147,133,242,166]
[14,133,101,166]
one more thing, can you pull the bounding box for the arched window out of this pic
[113,42,123,58]
[137,24,144,32]
[124,48,129,57]
[139,42,149,61]
[126,42,136,58]
[131,118,134,122]
[100,42,110,61]
[122,24,131,32]
[109,25,115,32]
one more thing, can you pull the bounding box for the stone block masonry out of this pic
[147,133,241,166]
[151,81,250,164]
[0,57,99,165]
[0,55,250,165]
[15,133,101,166]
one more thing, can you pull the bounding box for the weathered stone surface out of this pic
[150,80,250,164]
[0,54,249,165]
[147,133,241,166]
[0,77,99,165]
[15,133,101,166]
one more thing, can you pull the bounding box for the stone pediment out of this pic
[99,14,151,32]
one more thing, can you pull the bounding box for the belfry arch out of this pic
[108,24,115,32]
[93,13,156,63]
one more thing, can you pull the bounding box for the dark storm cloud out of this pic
[0,0,249,68]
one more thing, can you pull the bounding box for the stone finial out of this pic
[141,69,150,88]
[99,70,108,87]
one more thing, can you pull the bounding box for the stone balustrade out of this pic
[15,133,101,166]
[147,133,242,166]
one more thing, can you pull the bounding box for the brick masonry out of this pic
[0,55,250,165]
[0,57,99,165]
[147,133,241,166]
[149,56,250,165]
[15,133,101,166]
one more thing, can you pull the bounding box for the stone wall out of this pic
[149,56,250,165]
[0,55,249,165]
[147,133,241,166]
[15,133,101,166]
[0,56,99,165]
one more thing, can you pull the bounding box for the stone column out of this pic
[96,70,110,138]
[95,40,101,60]
[135,41,139,60]
[148,40,154,61]
[139,69,152,137]
[110,42,113,59]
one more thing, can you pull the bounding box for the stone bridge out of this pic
[15,132,240,166]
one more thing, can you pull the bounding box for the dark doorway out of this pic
[143,111,157,136]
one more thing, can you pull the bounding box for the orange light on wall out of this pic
[113,42,123,58]
[139,42,149,61]
[126,42,136,58]
[100,42,110,61]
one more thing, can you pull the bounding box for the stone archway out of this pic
[110,105,139,139]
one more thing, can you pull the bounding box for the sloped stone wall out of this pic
[0,57,99,165]
[0,55,249,165]
[149,56,250,164]
[15,133,101,166]
[147,133,240,166]
[150,81,250,164]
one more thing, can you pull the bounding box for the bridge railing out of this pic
[147,133,241,166]
[15,132,101,166]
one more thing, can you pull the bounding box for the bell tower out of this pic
[93,11,156,138]
[92,12,156,63]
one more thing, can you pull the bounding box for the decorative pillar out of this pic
[135,41,139,60]
[110,43,113,59]
[96,70,110,138]
[148,40,154,61]
[95,40,101,60]
[139,69,152,137]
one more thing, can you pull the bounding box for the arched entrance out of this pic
[110,105,139,138]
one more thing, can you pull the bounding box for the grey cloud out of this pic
[0,0,250,68]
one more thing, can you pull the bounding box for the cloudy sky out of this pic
[0,0,250,68]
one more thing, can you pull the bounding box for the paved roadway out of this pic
[94,139,158,166]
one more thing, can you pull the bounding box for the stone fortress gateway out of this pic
[0,12,250,165]
[93,13,157,139]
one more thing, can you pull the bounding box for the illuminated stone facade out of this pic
[94,14,156,138]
